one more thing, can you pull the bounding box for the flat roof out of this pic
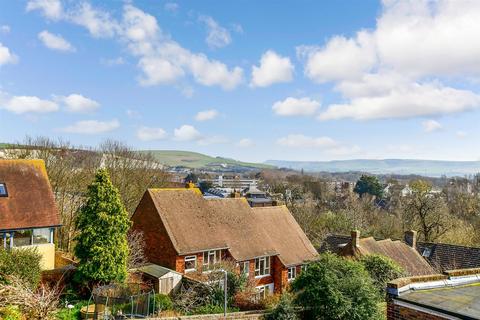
[397,283,480,319]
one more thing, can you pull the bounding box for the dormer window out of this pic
[0,183,7,197]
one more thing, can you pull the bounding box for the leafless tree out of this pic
[127,230,147,269]
[0,275,61,320]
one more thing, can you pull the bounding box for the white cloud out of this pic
[272,97,320,116]
[277,134,337,148]
[126,109,141,119]
[297,31,376,83]
[70,2,119,38]
[58,94,99,113]
[122,5,243,89]
[137,126,167,141]
[299,1,480,120]
[0,43,17,66]
[38,30,75,52]
[61,119,119,134]
[231,23,243,34]
[199,15,231,49]
[195,109,218,121]
[251,50,294,87]
[164,3,179,13]
[174,125,202,141]
[237,138,254,147]
[319,75,480,120]
[1,94,58,114]
[456,130,468,138]
[27,3,244,90]
[422,120,442,133]
[0,25,10,34]
[26,0,63,20]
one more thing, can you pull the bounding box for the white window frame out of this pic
[184,255,197,272]
[287,267,296,281]
[255,283,273,301]
[240,261,250,276]
[202,249,222,271]
[254,256,271,278]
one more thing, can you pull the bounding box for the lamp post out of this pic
[219,269,228,319]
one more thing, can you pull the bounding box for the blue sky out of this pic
[1,0,480,162]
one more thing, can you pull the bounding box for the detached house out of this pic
[131,188,317,296]
[0,160,60,270]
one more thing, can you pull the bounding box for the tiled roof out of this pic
[417,242,480,271]
[0,159,60,231]
[136,188,317,265]
[319,233,434,276]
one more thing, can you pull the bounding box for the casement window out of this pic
[239,261,249,276]
[184,255,197,272]
[301,264,308,272]
[254,256,270,277]
[255,284,273,301]
[287,267,296,281]
[11,228,53,247]
[202,249,222,271]
[0,183,7,197]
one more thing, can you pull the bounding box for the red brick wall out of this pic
[131,192,178,270]
[387,300,449,320]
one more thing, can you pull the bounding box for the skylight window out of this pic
[0,183,7,197]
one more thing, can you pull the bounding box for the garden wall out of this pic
[149,310,267,320]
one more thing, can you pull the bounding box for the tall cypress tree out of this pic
[74,169,131,284]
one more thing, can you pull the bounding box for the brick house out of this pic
[0,159,61,270]
[131,188,318,297]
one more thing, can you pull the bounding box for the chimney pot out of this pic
[404,230,417,248]
[351,230,360,248]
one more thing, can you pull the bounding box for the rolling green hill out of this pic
[143,150,274,170]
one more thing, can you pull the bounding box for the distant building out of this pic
[242,185,273,207]
[0,159,61,270]
[131,188,318,296]
[203,175,259,190]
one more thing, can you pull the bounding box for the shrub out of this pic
[55,301,89,320]
[265,293,298,320]
[152,294,173,312]
[291,253,381,320]
[0,248,42,288]
[193,304,239,315]
[0,305,22,320]
[360,254,406,296]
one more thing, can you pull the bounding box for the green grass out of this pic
[142,150,274,170]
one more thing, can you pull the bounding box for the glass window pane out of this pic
[0,183,7,196]
[33,228,51,244]
[13,230,32,247]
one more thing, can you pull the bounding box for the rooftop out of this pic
[0,159,60,231]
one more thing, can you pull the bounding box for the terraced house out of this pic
[131,188,318,297]
[0,159,60,270]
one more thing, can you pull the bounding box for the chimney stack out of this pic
[404,230,417,248]
[351,230,360,248]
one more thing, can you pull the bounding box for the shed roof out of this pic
[137,264,181,278]
[0,159,60,231]
[139,188,317,265]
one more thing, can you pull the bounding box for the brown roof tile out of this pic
[252,206,318,266]
[143,188,317,265]
[0,159,60,230]
[342,236,435,276]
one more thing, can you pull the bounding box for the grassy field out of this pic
[143,150,274,169]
